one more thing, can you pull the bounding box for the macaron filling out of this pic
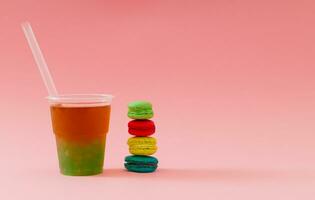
[127,110,154,119]
[125,163,157,167]
[128,126,155,130]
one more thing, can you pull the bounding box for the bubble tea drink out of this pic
[49,95,112,176]
[21,23,113,176]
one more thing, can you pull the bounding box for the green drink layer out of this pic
[55,135,106,176]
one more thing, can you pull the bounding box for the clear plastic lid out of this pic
[47,94,113,106]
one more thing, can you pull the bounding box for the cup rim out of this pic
[47,94,113,104]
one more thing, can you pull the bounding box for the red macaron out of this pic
[128,120,155,136]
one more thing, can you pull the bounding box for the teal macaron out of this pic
[128,101,154,119]
[124,155,158,173]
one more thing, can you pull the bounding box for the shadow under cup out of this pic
[48,94,113,176]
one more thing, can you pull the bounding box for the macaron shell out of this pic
[125,155,158,164]
[128,128,155,136]
[124,163,157,173]
[128,120,155,129]
[127,137,157,146]
[128,101,153,111]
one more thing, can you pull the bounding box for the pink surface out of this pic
[1,0,315,199]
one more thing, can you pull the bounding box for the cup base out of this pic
[60,168,103,176]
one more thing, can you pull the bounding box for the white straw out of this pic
[21,22,58,97]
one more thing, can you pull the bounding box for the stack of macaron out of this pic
[124,101,158,173]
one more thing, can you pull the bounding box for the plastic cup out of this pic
[48,94,113,176]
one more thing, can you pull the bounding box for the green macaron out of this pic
[124,155,158,173]
[128,101,154,119]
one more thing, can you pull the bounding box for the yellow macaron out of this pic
[127,137,157,156]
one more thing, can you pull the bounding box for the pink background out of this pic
[1,0,315,199]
